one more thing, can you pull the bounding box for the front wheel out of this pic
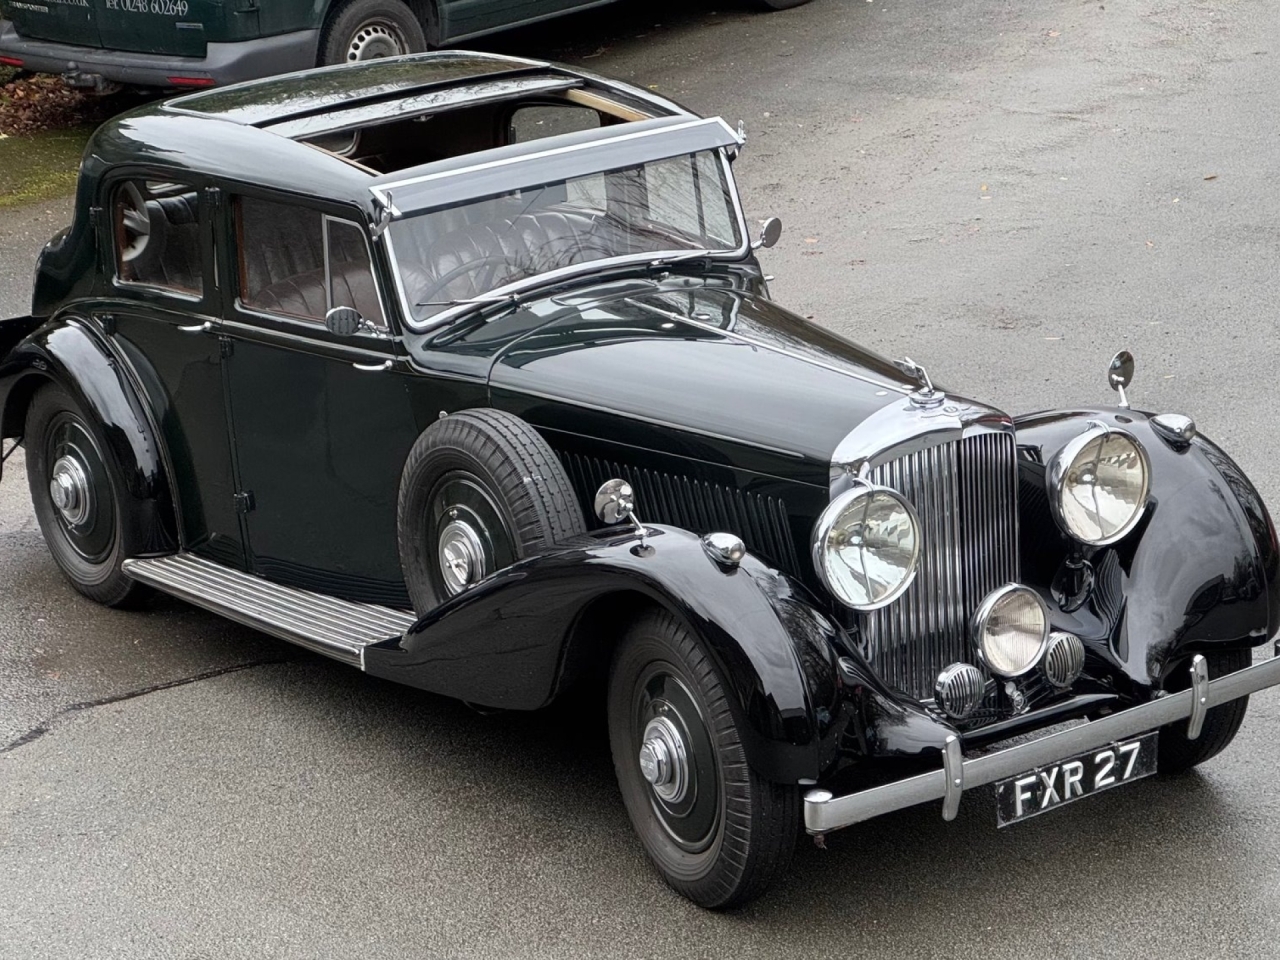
[1157,647,1252,774]
[607,609,798,909]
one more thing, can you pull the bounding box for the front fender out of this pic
[363,526,848,782]
[1015,408,1278,693]
[0,315,177,553]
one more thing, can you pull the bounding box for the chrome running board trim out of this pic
[123,554,416,668]
[805,652,1280,834]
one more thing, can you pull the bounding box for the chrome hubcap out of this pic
[638,715,689,803]
[347,22,405,61]
[438,516,486,596]
[49,455,91,526]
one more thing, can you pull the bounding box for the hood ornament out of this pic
[1107,350,1135,409]
[896,356,944,408]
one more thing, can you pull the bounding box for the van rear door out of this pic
[2,0,102,49]
[96,0,222,58]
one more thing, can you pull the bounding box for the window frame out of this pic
[229,189,393,341]
[102,169,215,308]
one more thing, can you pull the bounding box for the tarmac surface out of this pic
[3,0,1280,955]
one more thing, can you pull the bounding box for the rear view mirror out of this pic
[753,217,783,250]
[325,306,365,337]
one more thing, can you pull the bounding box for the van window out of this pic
[113,180,204,296]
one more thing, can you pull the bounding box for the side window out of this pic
[509,104,601,144]
[113,180,204,296]
[235,197,385,328]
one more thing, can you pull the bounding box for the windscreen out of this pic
[387,149,742,326]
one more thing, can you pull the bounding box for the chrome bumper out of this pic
[804,652,1280,834]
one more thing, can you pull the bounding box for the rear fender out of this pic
[1014,408,1278,693]
[363,526,849,782]
[0,315,178,553]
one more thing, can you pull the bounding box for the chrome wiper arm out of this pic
[649,248,716,268]
[415,292,522,308]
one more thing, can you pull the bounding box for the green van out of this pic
[0,0,808,91]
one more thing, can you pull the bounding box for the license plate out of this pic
[994,731,1159,827]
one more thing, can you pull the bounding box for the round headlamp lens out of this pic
[1052,427,1150,545]
[974,585,1049,677]
[813,486,921,610]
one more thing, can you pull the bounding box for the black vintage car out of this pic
[2,51,1279,909]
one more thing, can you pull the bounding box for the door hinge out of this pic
[234,491,255,514]
[219,337,234,359]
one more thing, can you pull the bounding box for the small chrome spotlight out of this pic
[702,532,745,567]
[1043,631,1085,688]
[935,662,986,720]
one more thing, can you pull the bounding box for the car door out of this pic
[99,174,247,568]
[220,191,422,608]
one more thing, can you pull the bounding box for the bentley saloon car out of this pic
[2,51,1279,909]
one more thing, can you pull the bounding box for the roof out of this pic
[80,51,697,212]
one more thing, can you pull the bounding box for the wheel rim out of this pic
[632,664,721,852]
[43,413,115,563]
[346,19,409,61]
[427,472,515,597]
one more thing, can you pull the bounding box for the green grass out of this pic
[0,126,91,208]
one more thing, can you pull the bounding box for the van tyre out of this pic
[319,0,431,66]
[397,408,585,613]
[608,609,799,909]
[1158,647,1251,774]
[24,383,146,607]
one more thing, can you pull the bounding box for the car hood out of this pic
[488,280,922,484]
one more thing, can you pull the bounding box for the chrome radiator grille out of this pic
[860,431,1020,700]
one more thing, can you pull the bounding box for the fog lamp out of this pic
[973,585,1050,677]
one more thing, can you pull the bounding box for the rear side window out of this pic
[235,196,385,328]
[113,180,204,296]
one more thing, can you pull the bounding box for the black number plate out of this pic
[995,731,1159,827]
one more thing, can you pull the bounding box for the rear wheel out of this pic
[1157,647,1252,774]
[319,0,431,67]
[607,609,798,909]
[24,383,144,607]
[753,0,813,11]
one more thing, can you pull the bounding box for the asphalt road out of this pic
[4,0,1280,955]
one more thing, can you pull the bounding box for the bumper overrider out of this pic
[805,651,1280,834]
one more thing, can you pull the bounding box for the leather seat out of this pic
[125,193,202,293]
[252,260,386,326]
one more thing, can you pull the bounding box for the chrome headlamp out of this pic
[812,484,921,610]
[973,584,1050,677]
[1047,424,1150,546]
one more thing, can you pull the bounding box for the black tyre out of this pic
[318,0,431,67]
[1157,647,1251,774]
[24,383,145,607]
[397,408,585,613]
[607,609,799,909]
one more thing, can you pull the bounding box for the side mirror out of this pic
[1108,350,1135,409]
[594,479,635,524]
[325,306,365,337]
[752,217,782,250]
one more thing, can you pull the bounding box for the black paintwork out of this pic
[1,55,1277,793]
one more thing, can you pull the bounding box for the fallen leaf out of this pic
[1204,174,1218,180]
[981,184,989,192]
[1044,336,1063,341]
[1172,197,1180,203]
[804,237,819,243]
[1146,240,1154,247]
[1049,30,1061,36]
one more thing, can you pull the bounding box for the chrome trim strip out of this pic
[123,554,416,667]
[803,653,1280,834]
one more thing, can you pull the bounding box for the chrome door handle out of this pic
[178,321,213,334]
[352,359,393,372]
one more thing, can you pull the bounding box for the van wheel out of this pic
[319,0,431,66]
[24,383,146,607]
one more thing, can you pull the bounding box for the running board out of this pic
[122,554,417,668]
